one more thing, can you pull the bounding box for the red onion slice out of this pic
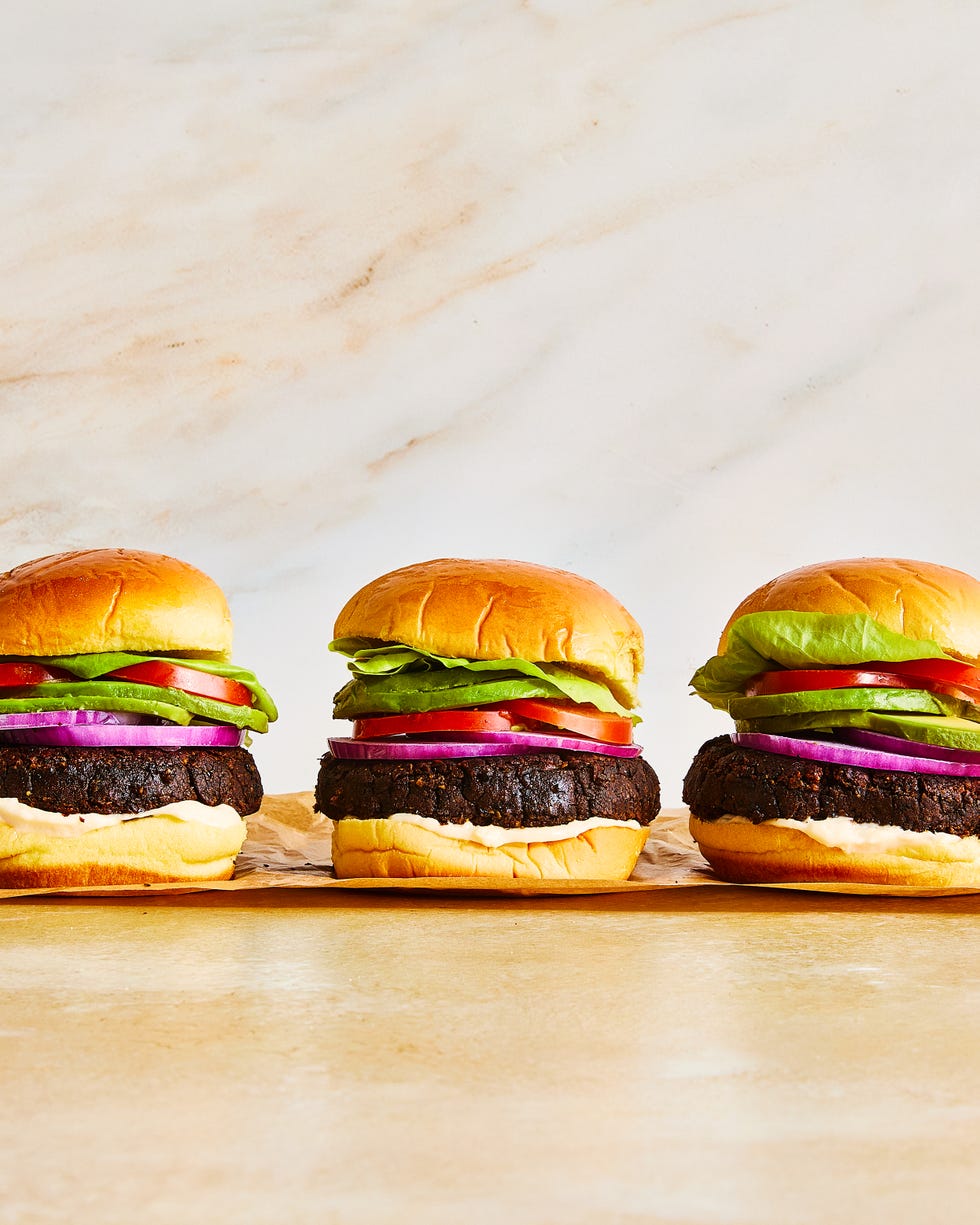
[330,738,529,761]
[466,730,641,757]
[328,731,642,761]
[842,729,980,764]
[732,732,980,778]
[0,710,147,730]
[0,724,244,748]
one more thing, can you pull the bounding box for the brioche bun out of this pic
[334,557,643,706]
[688,555,980,889]
[0,812,247,888]
[0,547,264,888]
[689,814,980,889]
[720,556,980,664]
[0,548,233,660]
[331,817,649,881]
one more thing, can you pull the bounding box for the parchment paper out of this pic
[0,795,977,898]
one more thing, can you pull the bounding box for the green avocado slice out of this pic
[736,710,980,752]
[334,672,574,719]
[728,686,965,722]
[0,682,269,732]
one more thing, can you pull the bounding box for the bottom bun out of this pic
[0,814,248,888]
[689,814,980,888]
[332,818,649,881]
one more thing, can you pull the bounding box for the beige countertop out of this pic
[3,885,980,1223]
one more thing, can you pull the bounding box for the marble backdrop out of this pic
[4,0,980,802]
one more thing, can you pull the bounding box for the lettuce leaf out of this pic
[690,612,952,711]
[330,638,635,720]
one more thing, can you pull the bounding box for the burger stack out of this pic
[684,557,980,888]
[316,557,661,880]
[0,548,276,886]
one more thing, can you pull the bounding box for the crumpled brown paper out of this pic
[0,796,977,898]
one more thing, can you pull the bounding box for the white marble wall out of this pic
[5,1,980,802]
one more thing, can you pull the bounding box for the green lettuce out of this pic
[330,639,635,721]
[690,612,952,711]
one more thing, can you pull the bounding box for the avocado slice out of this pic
[863,712,980,751]
[736,709,980,751]
[728,686,963,721]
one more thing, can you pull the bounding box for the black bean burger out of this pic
[683,557,980,887]
[0,548,276,886]
[316,557,660,880]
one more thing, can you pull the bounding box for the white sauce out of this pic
[348,812,643,849]
[719,813,980,862]
[0,797,243,839]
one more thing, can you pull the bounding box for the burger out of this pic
[315,558,661,880]
[0,548,277,887]
[683,557,980,887]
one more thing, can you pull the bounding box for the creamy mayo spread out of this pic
[354,812,643,849]
[0,798,243,839]
[720,814,980,862]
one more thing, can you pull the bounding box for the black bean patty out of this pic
[683,735,980,837]
[0,745,263,816]
[316,751,661,829]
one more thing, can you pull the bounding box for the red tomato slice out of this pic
[914,679,980,704]
[505,699,634,746]
[872,659,980,690]
[744,669,918,697]
[0,662,72,687]
[744,664,980,708]
[106,661,253,708]
[353,709,515,739]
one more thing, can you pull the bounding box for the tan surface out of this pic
[3,885,980,1223]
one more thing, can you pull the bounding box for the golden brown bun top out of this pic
[0,549,233,659]
[720,557,980,664]
[334,557,644,706]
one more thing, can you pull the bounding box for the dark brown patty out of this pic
[0,745,263,816]
[315,751,661,829]
[683,735,980,837]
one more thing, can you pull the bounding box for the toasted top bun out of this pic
[720,557,980,665]
[334,557,644,706]
[0,549,233,659]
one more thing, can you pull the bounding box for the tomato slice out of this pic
[913,679,980,704]
[744,669,918,697]
[0,662,72,687]
[505,699,634,746]
[353,709,515,739]
[874,659,980,689]
[106,661,253,708]
[744,664,980,708]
